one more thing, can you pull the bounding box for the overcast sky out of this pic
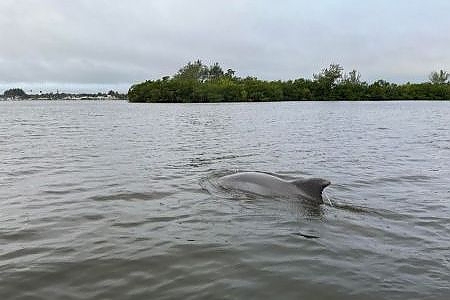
[1,0,449,93]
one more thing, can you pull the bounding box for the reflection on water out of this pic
[1,100,450,300]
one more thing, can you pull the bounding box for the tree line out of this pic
[128,60,450,102]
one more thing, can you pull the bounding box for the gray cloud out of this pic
[1,0,449,92]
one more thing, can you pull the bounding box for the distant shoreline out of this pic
[0,89,127,101]
[2,98,449,103]
[0,97,127,101]
[0,97,127,102]
[3,62,449,103]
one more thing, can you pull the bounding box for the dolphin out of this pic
[217,171,330,204]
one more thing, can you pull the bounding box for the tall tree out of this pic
[173,60,209,81]
[343,69,362,84]
[313,64,344,87]
[312,64,344,99]
[429,70,449,84]
[208,62,224,80]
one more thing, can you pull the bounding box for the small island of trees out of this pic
[3,88,28,99]
[128,60,450,102]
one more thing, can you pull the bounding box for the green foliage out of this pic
[313,64,344,86]
[128,62,450,103]
[173,60,209,82]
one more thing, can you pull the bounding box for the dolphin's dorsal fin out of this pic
[291,178,331,202]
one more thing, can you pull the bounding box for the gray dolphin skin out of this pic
[218,172,331,204]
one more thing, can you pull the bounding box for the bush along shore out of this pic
[128,61,450,103]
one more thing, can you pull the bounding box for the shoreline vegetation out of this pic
[128,61,450,102]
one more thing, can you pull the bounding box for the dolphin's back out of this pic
[218,172,295,197]
[218,172,330,203]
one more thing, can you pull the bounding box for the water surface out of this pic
[1,100,449,299]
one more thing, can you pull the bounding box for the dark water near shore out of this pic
[1,100,449,300]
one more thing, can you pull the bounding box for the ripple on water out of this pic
[88,191,174,202]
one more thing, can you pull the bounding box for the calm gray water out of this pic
[1,100,449,300]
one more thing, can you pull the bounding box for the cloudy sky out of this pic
[1,0,449,93]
